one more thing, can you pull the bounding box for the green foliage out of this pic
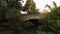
[21,21,34,28]
[38,2,60,34]
[39,8,60,34]
[39,5,60,34]
[37,31,46,34]
[37,31,54,34]
[22,0,31,11]
[53,1,57,8]
[22,0,39,15]
[0,0,23,31]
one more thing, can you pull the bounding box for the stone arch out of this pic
[25,19,40,25]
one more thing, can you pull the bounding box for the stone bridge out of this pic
[21,15,41,32]
[22,15,40,21]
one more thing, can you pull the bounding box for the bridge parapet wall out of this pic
[22,15,40,21]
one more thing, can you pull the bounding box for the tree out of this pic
[0,0,24,32]
[53,1,57,8]
[22,0,39,15]
[45,1,57,12]
[44,1,60,34]
[45,4,52,11]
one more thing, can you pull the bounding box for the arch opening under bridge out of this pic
[23,19,42,32]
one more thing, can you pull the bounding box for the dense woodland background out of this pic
[0,0,60,34]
